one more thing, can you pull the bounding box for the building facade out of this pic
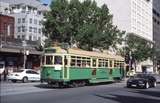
[0,14,42,72]
[0,2,10,14]
[1,0,49,46]
[93,0,153,42]
[0,14,15,43]
[153,0,160,73]
[0,0,47,75]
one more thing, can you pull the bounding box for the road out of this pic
[0,81,160,103]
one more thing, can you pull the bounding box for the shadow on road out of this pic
[34,81,117,89]
[34,83,67,89]
[127,90,160,98]
[94,92,160,103]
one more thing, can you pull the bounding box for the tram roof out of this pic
[68,48,124,61]
[45,47,124,61]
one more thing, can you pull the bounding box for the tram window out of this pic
[71,59,76,66]
[54,56,62,65]
[42,56,44,65]
[77,60,81,67]
[109,60,113,67]
[46,56,53,65]
[82,60,86,67]
[98,59,102,67]
[64,56,68,65]
[92,59,96,67]
[114,60,118,67]
[105,60,108,67]
[86,61,90,67]
[117,61,120,68]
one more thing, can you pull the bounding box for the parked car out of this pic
[7,69,40,83]
[126,73,157,89]
[0,61,5,81]
[0,61,5,74]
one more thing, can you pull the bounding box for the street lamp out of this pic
[22,40,27,69]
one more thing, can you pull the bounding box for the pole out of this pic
[129,51,132,76]
[23,41,27,69]
[23,46,26,69]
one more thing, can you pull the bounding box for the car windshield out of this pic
[15,70,24,73]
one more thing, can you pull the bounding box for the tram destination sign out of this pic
[45,49,56,53]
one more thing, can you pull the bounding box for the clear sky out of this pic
[41,0,51,5]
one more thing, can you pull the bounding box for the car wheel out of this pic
[11,80,17,83]
[145,82,149,89]
[153,82,157,87]
[22,77,28,83]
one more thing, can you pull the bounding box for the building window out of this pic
[22,6,26,13]
[22,26,25,32]
[29,35,32,40]
[29,27,32,32]
[18,27,21,32]
[38,28,41,33]
[18,18,21,23]
[39,21,41,25]
[33,36,37,41]
[4,23,7,34]
[22,18,25,23]
[17,35,20,39]
[7,25,11,36]
[30,18,32,24]
[10,24,14,35]
[34,19,37,24]
[22,35,25,40]
[157,21,160,25]
[34,27,37,33]
[38,37,41,41]
[38,11,41,15]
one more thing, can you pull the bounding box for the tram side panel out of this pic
[41,67,64,83]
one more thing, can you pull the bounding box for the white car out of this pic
[8,69,40,83]
[0,61,5,74]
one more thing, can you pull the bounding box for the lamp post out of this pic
[22,40,27,69]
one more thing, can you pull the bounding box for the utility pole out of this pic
[22,40,27,69]
[129,51,132,76]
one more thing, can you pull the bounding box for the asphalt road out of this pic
[0,81,160,103]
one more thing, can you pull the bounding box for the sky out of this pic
[41,0,51,5]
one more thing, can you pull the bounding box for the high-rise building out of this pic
[153,0,160,50]
[1,0,49,46]
[94,0,153,42]
[153,0,160,73]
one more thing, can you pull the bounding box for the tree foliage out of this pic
[43,0,124,50]
[123,33,153,62]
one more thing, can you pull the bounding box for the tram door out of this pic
[92,58,97,78]
[63,56,68,79]
[109,60,113,79]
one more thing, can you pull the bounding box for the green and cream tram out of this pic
[41,47,125,87]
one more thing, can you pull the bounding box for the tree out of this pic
[123,33,153,62]
[43,0,124,50]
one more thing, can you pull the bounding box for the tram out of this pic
[41,46,125,87]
